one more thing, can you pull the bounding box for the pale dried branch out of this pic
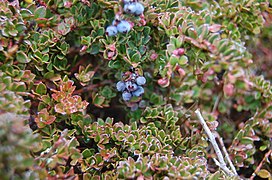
[195,109,235,176]
[217,135,238,175]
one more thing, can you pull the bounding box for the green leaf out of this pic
[41,95,51,104]
[35,6,47,18]
[197,24,209,40]
[81,36,92,45]
[105,117,113,125]
[93,95,105,107]
[16,51,30,63]
[170,55,179,66]
[42,54,49,62]
[178,55,188,65]
[9,29,18,37]
[57,22,71,35]
[36,83,47,95]
[82,149,94,158]
[158,130,166,139]
[13,82,26,92]
[97,118,105,126]
[131,121,137,130]
[240,137,254,145]
[208,171,221,180]
[259,145,268,151]
[257,169,271,178]
[127,134,134,142]
[20,8,33,18]
[187,28,197,39]
[89,44,100,55]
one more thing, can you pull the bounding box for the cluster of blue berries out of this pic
[106,19,131,37]
[105,0,144,37]
[116,67,146,109]
[123,0,144,16]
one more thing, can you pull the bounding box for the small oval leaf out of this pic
[16,51,30,63]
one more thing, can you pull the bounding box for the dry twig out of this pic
[217,134,238,175]
[195,109,236,176]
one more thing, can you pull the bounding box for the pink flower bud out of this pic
[172,48,185,57]
[108,44,116,52]
[223,83,235,96]
[194,68,202,75]
[80,45,87,53]
[178,68,186,77]
[227,73,236,84]
[150,52,158,60]
[158,77,169,87]
[206,68,214,76]
[139,19,146,26]
[247,59,253,64]
[244,79,254,89]
[172,49,179,56]
[177,48,185,56]
[202,69,214,83]
[107,51,115,59]
[128,21,134,29]
[177,67,186,77]
[208,24,222,33]
[64,1,73,8]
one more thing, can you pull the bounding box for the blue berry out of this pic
[117,20,131,33]
[136,76,146,85]
[112,19,118,26]
[125,81,138,92]
[116,81,126,92]
[134,2,144,16]
[124,3,136,14]
[138,100,146,108]
[122,91,132,101]
[106,25,118,36]
[132,86,144,97]
[130,73,137,81]
[130,103,139,111]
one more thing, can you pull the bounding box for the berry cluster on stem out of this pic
[105,0,144,36]
[116,67,146,111]
[123,0,144,16]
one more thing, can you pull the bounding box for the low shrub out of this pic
[0,0,271,179]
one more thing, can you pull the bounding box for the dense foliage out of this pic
[0,0,271,179]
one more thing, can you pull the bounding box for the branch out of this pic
[249,149,272,180]
[195,109,235,176]
[212,93,221,113]
[217,135,238,175]
[213,158,235,176]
